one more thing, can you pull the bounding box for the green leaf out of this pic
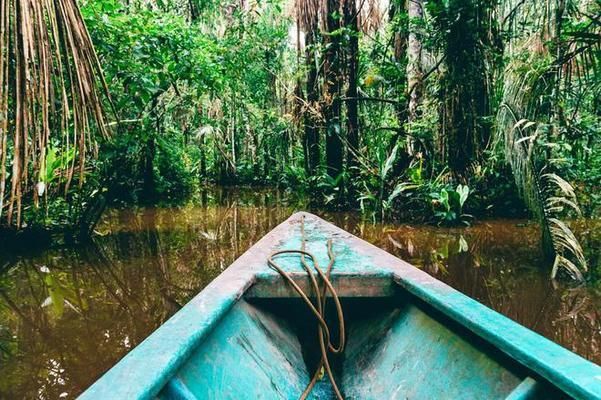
[381,144,399,180]
[456,184,470,208]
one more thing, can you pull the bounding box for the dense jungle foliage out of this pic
[0,0,599,280]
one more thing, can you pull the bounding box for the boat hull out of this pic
[80,213,601,400]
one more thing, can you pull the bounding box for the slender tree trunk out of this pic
[143,100,159,202]
[231,108,237,169]
[304,26,320,176]
[389,0,408,148]
[323,0,343,178]
[142,134,155,201]
[552,0,566,129]
[0,0,7,221]
[344,0,359,175]
[188,0,199,22]
[199,132,206,180]
[406,0,424,155]
[294,17,306,173]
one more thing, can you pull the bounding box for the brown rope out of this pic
[267,216,345,400]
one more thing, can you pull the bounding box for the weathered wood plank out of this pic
[505,377,548,400]
[246,273,396,298]
[158,301,315,400]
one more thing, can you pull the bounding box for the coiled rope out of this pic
[267,216,345,400]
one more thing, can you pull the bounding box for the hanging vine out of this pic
[0,0,113,227]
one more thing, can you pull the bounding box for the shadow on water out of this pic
[0,187,599,399]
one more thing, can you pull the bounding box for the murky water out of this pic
[0,188,599,399]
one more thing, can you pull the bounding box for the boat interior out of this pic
[157,275,566,399]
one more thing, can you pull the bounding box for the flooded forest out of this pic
[0,0,599,398]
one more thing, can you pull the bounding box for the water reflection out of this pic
[0,188,599,399]
[330,218,601,366]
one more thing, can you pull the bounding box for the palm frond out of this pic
[497,32,588,281]
[548,218,587,280]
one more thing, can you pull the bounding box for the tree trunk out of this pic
[406,0,424,155]
[199,131,206,180]
[323,0,343,178]
[189,0,199,22]
[143,102,159,202]
[344,0,359,176]
[142,135,156,202]
[304,26,320,176]
[389,0,408,149]
[439,0,491,177]
[552,0,566,130]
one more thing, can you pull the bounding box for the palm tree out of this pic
[496,0,597,280]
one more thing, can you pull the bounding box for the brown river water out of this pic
[0,188,599,399]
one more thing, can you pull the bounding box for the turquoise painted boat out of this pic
[81,213,601,400]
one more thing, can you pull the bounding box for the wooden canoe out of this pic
[80,212,601,400]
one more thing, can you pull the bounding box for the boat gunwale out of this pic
[78,211,293,400]
[79,212,601,400]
